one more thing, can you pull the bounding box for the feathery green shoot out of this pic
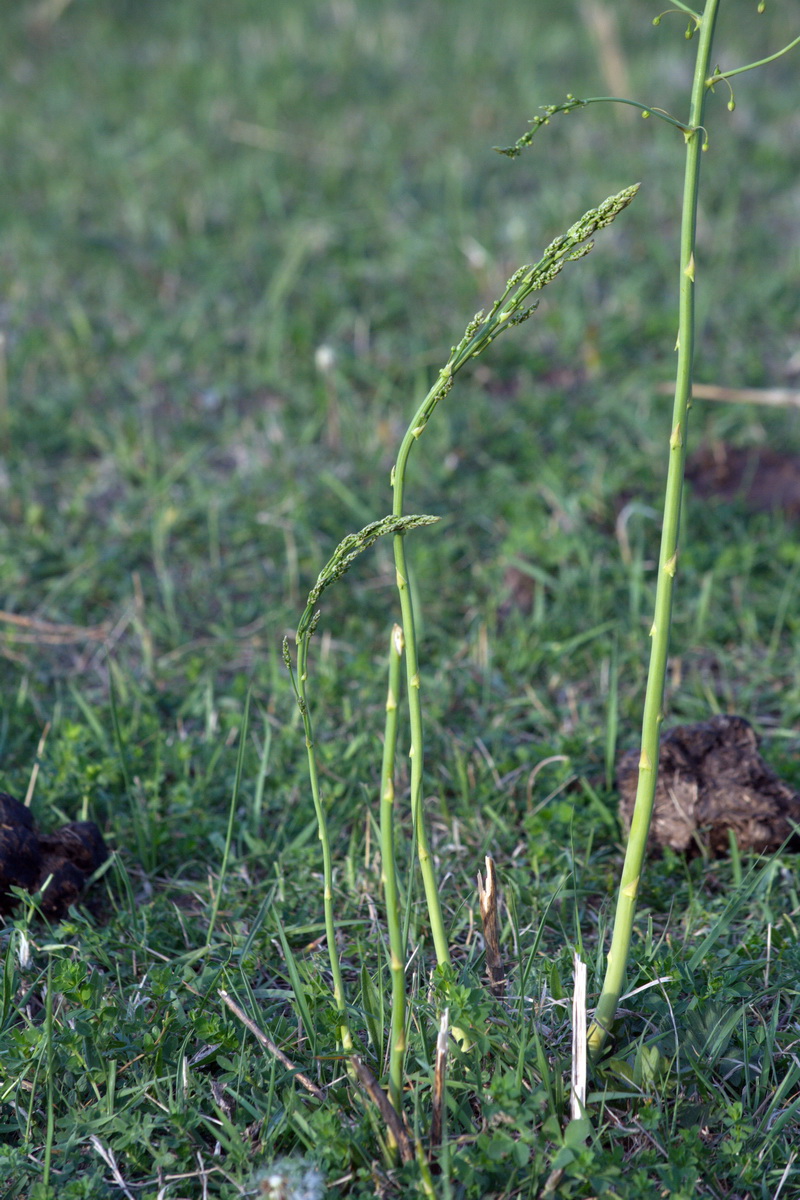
[391,185,639,970]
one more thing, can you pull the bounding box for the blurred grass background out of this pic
[2,0,798,711]
[0,3,799,1192]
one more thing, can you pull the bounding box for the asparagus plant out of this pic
[287,190,639,1104]
[500,0,799,1056]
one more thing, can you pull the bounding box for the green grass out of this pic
[1,0,800,1196]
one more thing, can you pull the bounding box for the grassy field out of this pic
[1,0,800,1196]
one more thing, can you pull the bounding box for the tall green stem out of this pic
[380,623,407,1113]
[392,445,452,968]
[588,0,721,1056]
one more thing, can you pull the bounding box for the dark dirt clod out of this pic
[686,443,800,517]
[39,821,110,875]
[0,792,42,905]
[0,792,109,917]
[617,715,800,856]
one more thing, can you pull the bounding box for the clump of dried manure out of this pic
[0,791,109,918]
[617,715,800,856]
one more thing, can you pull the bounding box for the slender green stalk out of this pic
[390,185,639,969]
[390,527,451,967]
[286,514,439,1048]
[587,0,722,1057]
[380,623,406,1115]
[496,96,691,157]
[286,627,353,1051]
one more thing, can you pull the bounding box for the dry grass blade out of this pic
[579,0,633,115]
[477,856,506,998]
[657,382,800,408]
[89,1136,136,1200]
[0,609,112,644]
[773,1150,798,1200]
[219,989,326,1102]
[571,953,587,1121]
[24,720,50,807]
[542,1166,566,1197]
[349,1055,413,1164]
[429,1007,449,1153]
